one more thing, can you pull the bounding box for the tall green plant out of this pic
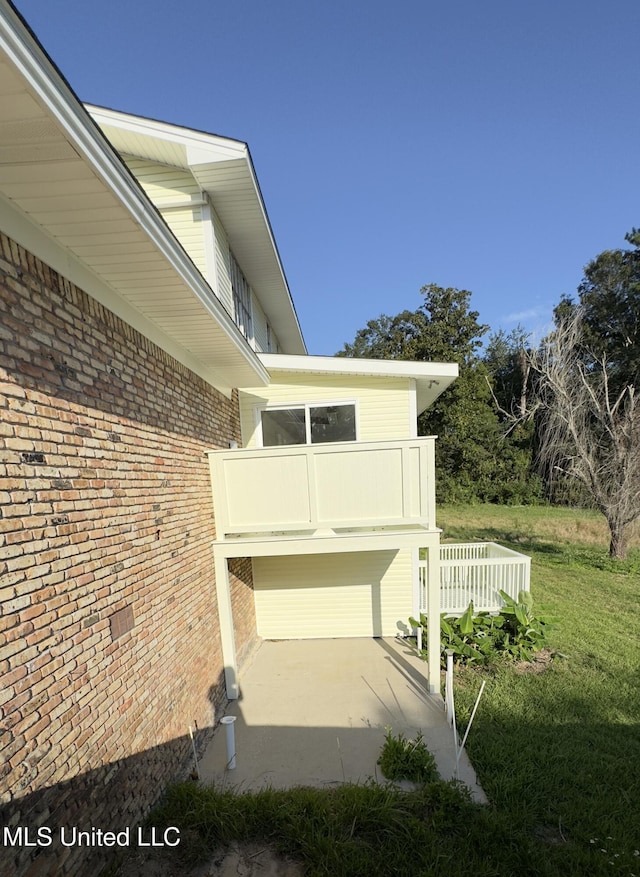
[410,591,552,667]
[495,589,550,660]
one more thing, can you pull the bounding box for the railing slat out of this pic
[419,542,531,615]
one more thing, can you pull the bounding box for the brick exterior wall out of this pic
[228,557,259,669]
[0,232,259,875]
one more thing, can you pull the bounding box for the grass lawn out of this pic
[439,504,640,876]
[137,506,640,877]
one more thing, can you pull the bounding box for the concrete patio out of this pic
[198,638,486,802]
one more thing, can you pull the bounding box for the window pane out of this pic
[310,405,356,444]
[261,409,306,446]
[230,253,253,341]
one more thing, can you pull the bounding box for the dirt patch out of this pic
[117,842,304,876]
[513,648,555,674]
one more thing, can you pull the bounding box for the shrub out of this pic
[410,590,553,667]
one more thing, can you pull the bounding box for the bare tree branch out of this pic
[530,309,640,558]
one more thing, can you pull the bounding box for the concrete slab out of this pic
[198,638,486,803]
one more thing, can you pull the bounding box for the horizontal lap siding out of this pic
[239,374,412,446]
[123,157,207,276]
[252,293,278,353]
[253,550,413,639]
[211,207,233,315]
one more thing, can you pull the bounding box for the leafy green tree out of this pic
[338,311,426,361]
[337,285,485,365]
[554,228,640,392]
[338,285,539,503]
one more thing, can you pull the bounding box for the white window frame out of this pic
[229,251,254,347]
[255,400,359,447]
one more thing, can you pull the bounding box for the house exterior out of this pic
[208,354,456,699]
[78,106,458,699]
[0,2,455,875]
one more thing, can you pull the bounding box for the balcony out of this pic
[207,437,437,543]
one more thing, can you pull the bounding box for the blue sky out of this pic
[15,0,640,355]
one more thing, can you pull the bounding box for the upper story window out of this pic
[260,403,357,447]
[229,252,253,342]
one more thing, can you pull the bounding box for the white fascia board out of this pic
[0,6,267,390]
[258,353,459,382]
[259,353,458,412]
[86,104,248,164]
[225,148,305,352]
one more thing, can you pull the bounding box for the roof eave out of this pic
[85,105,307,356]
[257,353,459,411]
[0,4,270,392]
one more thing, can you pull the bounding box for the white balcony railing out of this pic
[207,437,437,538]
[419,542,531,615]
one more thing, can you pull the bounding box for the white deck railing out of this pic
[207,437,437,538]
[419,542,531,615]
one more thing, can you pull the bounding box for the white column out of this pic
[411,546,420,622]
[213,549,239,699]
[426,537,441,694]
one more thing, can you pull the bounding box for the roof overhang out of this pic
[85,105,306,356]
[258,353,459,412]
[0,1,273,395]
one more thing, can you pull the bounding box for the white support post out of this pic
[411,546,420,623]
[426,539,441,694]
[213,549,239,699]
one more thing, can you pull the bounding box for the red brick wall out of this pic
[0,232,257,875]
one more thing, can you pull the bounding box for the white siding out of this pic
[252,550,413,639]
[239,373,412,447]
[120,165,277,345]
[123,157,207,276]
[211,206,234,315]
[251,293,280,353]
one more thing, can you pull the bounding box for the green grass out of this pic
[439,504,640,876]
[377,729,439,784]
[135,506,640,876]
[144,780,551,876]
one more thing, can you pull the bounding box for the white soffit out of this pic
[258,353,459,412]
[0,2,270,394]
[86,105,306,356]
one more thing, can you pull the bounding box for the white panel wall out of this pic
[313,447,404,521]
[252,550,413,639]
[210,439,433,534]
[223,453,311,526]
[239,372,412,447]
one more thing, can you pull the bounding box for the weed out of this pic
[377,729,439,784]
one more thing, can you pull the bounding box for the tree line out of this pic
[337,229,640,559]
